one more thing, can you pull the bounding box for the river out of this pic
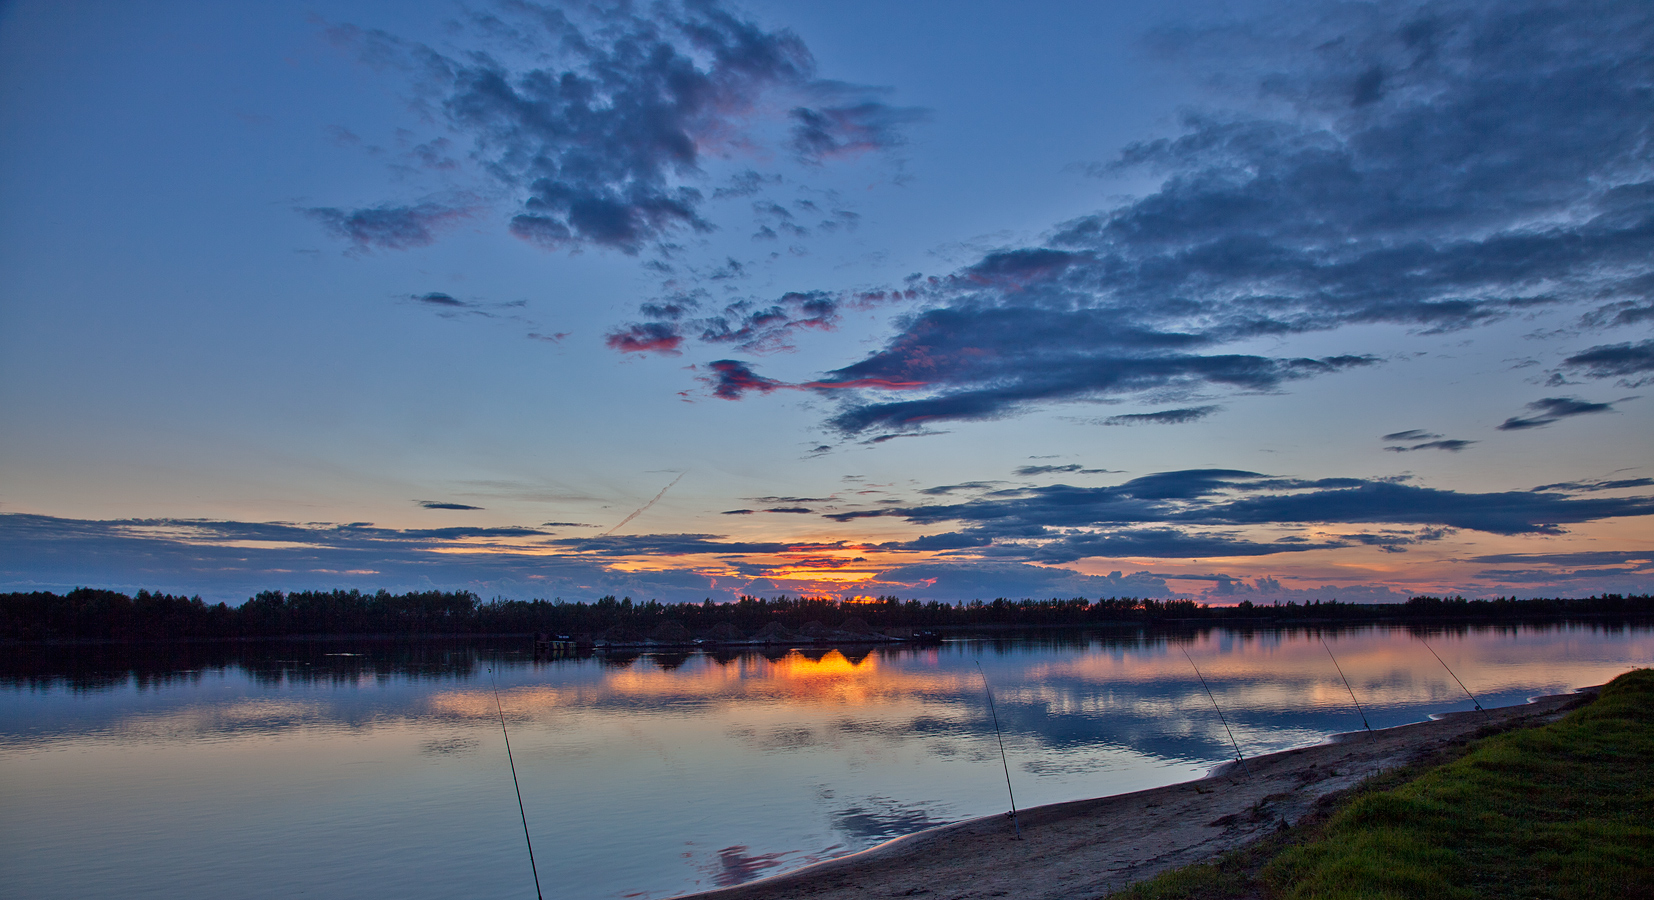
[2,621,1650,899]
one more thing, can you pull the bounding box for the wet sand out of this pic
[679,688,1596,900]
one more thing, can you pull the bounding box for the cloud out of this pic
[614,289,847,356]
[788,86,929,160]
[545,533,801,557]
[1001,527,1347,564]
[415,292,466,307]
[0,513,694,603]
[302,202,472,250]
[821,347,1374,434]
[1560,339,1654,385]
[1496,396,1619,431]
[1470,549,1654,568]
[829,468,1654,539]
[1381,430,1439,442]
[1192,576,1413,604]
[1100,406,1220,426]
[1014,464,1116,476]
[324,2,921,254]
[1531,477,1654,493]
[418,501,484,510]
[768,0,1654,433]
[704,359,784,398]
[1384,439,1476,452]
[606,322,684,354]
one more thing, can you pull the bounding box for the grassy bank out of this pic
[1119,668,1654,900]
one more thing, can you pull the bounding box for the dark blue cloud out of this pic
[1014,464,1115,476]
[1379,429,1474,452]
[876,532,995,552]
[1384,439,1475,452]
[1561,339,1654,385]
[999,527,1346,564]
[417,501,484,510]
[1531,477,1654,493]
[544,533,801,556]
[703,359,784,399]
[1101,406,1220,426]
[782,0,1654,433]
[1471,549,1654,568]
[613,287,846,357]
[1496,396,1619,431]
[821,343,1374,433]
[830,469,1654,539]
[324,2,920,255]
[788,86,928,160]
[302,202,472,251]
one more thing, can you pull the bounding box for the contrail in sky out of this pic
[604,472,685,535]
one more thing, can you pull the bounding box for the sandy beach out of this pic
[680,688,1596,900]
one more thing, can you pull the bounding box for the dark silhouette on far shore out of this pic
[3,588,1650,644]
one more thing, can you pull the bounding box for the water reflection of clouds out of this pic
[63,697,334,747]
[413,627,1651,781]
[830,796,954,843]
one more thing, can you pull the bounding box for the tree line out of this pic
[2,587,1650,642]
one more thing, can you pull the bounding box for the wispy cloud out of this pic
[1014,464,1117,477]
[1100,406,1220,426]
[302,201,473,251]
[1379,430,1476,452]
[722,0,1654,435]
[829,468,1654,538]
[1560,339,1654,386]
[1497,397,1620,431]
[611,289,845,356]
[320,2,922,255]
[417,500,484,510]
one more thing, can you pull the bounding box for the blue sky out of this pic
[2,0,1650,603]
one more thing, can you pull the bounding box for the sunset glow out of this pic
[1,0,1650,603]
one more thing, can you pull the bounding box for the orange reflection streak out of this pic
[426,650,971,716]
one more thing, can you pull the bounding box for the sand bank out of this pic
[679,688,1596,900]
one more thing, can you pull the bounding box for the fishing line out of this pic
[490,660,544,900]
[1182,648,1252,779]
[1418,636,1484,712]
[976,661,1021,839]
[1322,638,1374,738]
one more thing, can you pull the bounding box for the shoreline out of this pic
[676,687,1597,900]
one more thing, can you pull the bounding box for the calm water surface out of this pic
[3,622,1650,899]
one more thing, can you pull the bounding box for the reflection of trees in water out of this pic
[3,640,495,691]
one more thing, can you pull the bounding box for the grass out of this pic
[1111,668,1654,900]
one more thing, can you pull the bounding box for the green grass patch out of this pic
[1112,669,1654,899]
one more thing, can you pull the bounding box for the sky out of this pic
[1,0,1651,605]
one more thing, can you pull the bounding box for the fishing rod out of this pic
[976,661,1021,839]
[490,660,545,900]
[1417,636,1484,713]
[1182,648,1252,779]
[1322,638,1374,738]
